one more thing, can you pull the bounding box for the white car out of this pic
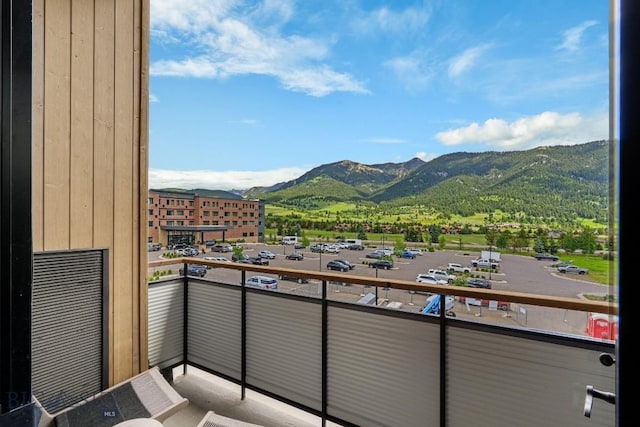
[447,263,471,274]
[257,250,277,259]
[245,276,279,290]
[416,274,448,285]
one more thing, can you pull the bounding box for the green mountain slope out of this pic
[259,141,609,223]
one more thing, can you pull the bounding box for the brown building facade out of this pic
[148,189,265,246]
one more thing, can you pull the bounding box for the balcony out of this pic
[147,258,617,427]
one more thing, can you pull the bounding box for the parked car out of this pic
[365,251,385,259]
[285,252,304,261]
[179,264,207,278]
[458,296,511,311]
[347,243,365,250]
[327,260,351,272]
[447,263,471,274]
[204,240,217,247]
[204,256,229,262]
[211,243,233,252]
[294,243,306,249]
[369,260,393,270]
[248,257,269,266]
[471,258,499,269]
[245,275,278,290]
[278,273,309,284]
[534,253,560,261]
[257,250,276,259]
[334,259,355,270]
[232,253,267,265]
[148,243,162,251]
[323,245,341,253]
[557,264,589,275]
[428,269,456,283]
[466,277,492,289]
[400,250,417,259]
[405,248,424,256]
[416,274,448,285]
[169,242,189,250]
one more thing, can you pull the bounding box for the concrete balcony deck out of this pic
[164,366,338,427]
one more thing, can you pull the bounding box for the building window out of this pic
[203,221,209,225]
[148,198,153,204]
[203,211,210,216]
[212,211,219,216]
[166,210,174,216]
[189,210,194,216]
[189,201,194,206]
[213,221,219,225]
[166,221,174,226]
[148,209,153,215]
[189,221,194,225]
[224,212,230,217]
[177,221,184,226]
[148,221,153,227]
[177,210,184,216]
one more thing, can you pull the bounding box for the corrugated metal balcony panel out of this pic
[246,293,323,411]
[326,306,440,427]
[188,282,242,379]
[148,281,184,367]
[32,250,105,412]
[446,326,616,427]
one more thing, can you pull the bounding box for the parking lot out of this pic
[150,242,611,335]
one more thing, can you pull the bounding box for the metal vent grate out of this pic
[31,249,108,413]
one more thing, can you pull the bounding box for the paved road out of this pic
[149,243,614,336]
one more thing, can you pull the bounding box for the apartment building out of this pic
[148,189,265,245]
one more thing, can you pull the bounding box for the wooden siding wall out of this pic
[32,0,150,385]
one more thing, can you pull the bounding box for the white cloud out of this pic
[385,51,435,92]
[149,166,312,191]
[435,111,607,149]
[448,44,491,77]
[556,20,598,52]
[149,93,159,103]
[366,137,405,144]
[150,0,368,96]
[416,152,438,162]
[351,5,431,36]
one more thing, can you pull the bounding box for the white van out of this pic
[282,236,298,245]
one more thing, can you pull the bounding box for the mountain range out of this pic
[161,140,610,225]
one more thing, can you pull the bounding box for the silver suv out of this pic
[428,268,455,283]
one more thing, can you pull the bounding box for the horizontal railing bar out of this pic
[149,257,617,316]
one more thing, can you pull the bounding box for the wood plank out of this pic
[70,0,95,248]
[137,0,151,373]
[93,0,116,386]
[43,0,71,250]
[32,0,45,252]
[112,0,135,383]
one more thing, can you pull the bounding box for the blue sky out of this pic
[148,0,610,191]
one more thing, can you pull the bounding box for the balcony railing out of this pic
[148,258,617,427]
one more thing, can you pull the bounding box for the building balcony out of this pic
[146,258,617,427]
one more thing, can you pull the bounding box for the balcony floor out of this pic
[163,365,342,427]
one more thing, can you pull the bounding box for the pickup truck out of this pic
[557,264,589,275]
[471,258,499,269]
[447,263,471,274]
[534,253,559,261]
